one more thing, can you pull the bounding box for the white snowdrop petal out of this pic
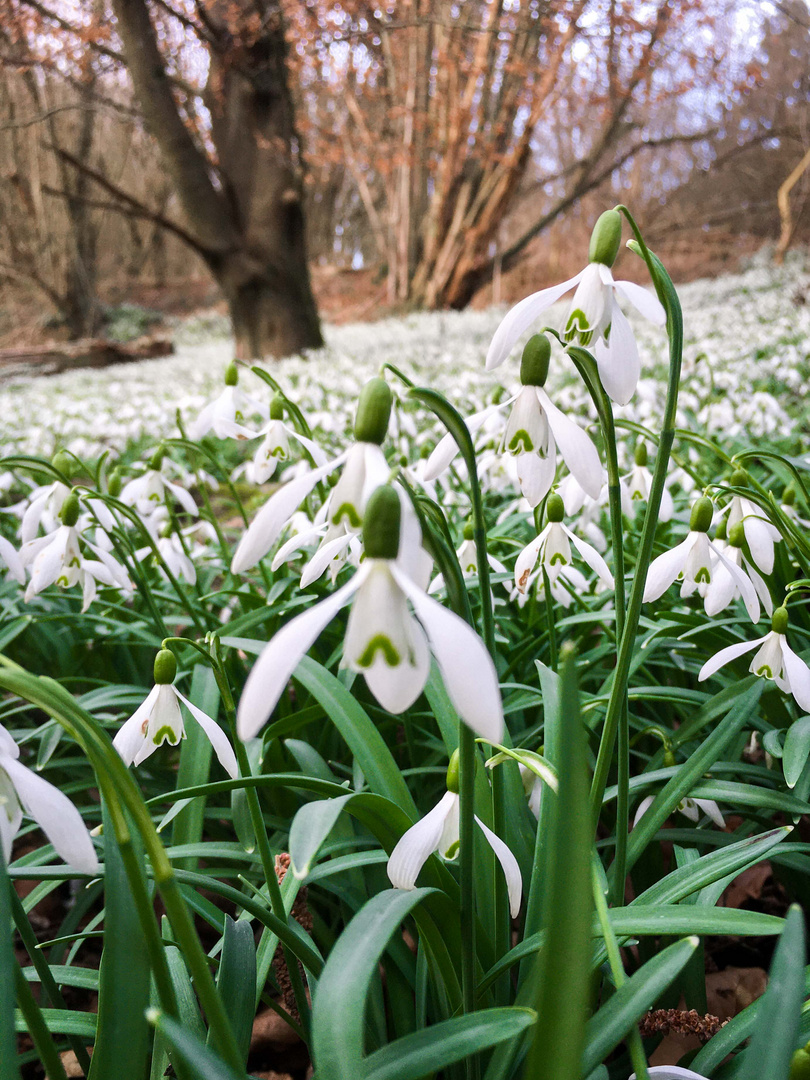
[392,566,504,743]
[698,636,762,681]
[613,278,666,325]
[485,273,584,370]
[475,815,522,918]
[176,691,239,779]
[387,792,457,890]
[2,756,98,874]
[595,303,641,406]
[780,640,810,713]
[536,388,602,499]
[237,566,368,740]
[516,451,556,507]
[643,535,694,602]
[563,525,614,588]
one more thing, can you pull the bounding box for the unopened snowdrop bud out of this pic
[588,209,623,267]
[790,1045,810,1080]
[224,361,239,386]
[362,485,401,559]
[634,441,648,467]
[689,496,713,534]
[728,523,746,548]
[270,393,285,421]
[772,606,789,635]
[784,485,797,507]
[354,377,392,445]
[519,334,551,387]
[153,648,177,685]
[148,446,165,471]
[52,450,74,478]
[446,748,460,794]
[108,468,122,497]
[463,520,475,541]
[730,467,748,488]
[59,492,80,527]
[546,492,565,523]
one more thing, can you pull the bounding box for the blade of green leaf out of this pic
[362,1008,536,1080]
[211,917,256,1065]
[311,888,435,1080]
[147,1009,244,1080]
[582,936,698,1074]
[290,794,354,879]
[0,855,20,1080]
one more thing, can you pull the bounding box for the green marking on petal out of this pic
[695,567,711,584]
[331,503,362,528]
[549,552,568,566]
[564,310,592,345]
[507,430,534,454]
[754,665,773,679]
[357,634,401,668]
[152,726,182,746]
[443,840,460,860]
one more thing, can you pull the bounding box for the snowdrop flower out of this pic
[426,335,602,507]
[719,470,781,575]
[220,393,328,484]
[699,606,810,712]
[643,497,759,622]
[780,485,810,529]
[387,754,521,917]
[429,522,510,596]
[19,469,71,544]
[633,793,725,830]
[486,210,665,405]
[624,441,673,522]
[519,763,543,820]
[704,522,772,620]
[120,451,198,519]
[514,493,613,596]
[238,486,504,743]
[20,493,132,609]
[0,722,98,873]
[186,362,268,441]
[114,650,238,776]
[232,377,393,574]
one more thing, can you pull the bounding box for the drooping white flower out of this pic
[623,441,673,522]
[387,788,522,918]
[114,650,238,777]
[19,479,71,544]
[629,1067,708,1079]
[704,522,772,620]
[232,377,394,574]
[238,486,503,744]
[0,722,98,873]
[698,607,810,713]
[0,535,24,584]
[486,210,665,405]
[514,493,613,596]
[719,484,781,576]
[218,393,328,484]
[120,455,198,519]
[643,497,759,622]
[633,793,724,830]
[186,363,268,441]
[428,529,510,597]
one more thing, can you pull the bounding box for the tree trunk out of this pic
[214,245,323,360]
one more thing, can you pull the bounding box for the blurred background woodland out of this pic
[0,0,808,358]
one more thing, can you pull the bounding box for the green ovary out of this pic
[357,634,401,668]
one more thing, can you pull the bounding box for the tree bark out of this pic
[110,0,323,358]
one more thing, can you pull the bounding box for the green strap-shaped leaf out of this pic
[0,856,20,1080]
[211,917,256,1065]
[361,1007,536,1080]
[311,888,435,1079]
[523,645,593,1080]
[88,801,151,1080]
[736,904,806,1080]
[290,794,354,879]
[581,936,698,1074]
[147,1010,244,1080]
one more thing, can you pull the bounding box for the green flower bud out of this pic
[446,749,460,794]
[520,334,551,387]
[148,446,165,471]
[363,485,401,559]
[546,493,565,523]
[108,468,122,498]
[689,496,713,533]
[730,468,748,488]
[663,746,676,768]
[728,523,746,548]
[784,485,797,507]
[270,393,285,421]
[790,1046,810,1080]
[153,649,177,685]
[59,492,80,527]
[463,520,475,541]
[354,377,392,445]
[634,441,648,467]
[224,361,239,387]
[588,209,623,267]
[52,450,74,478]
[772,606,789,636]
